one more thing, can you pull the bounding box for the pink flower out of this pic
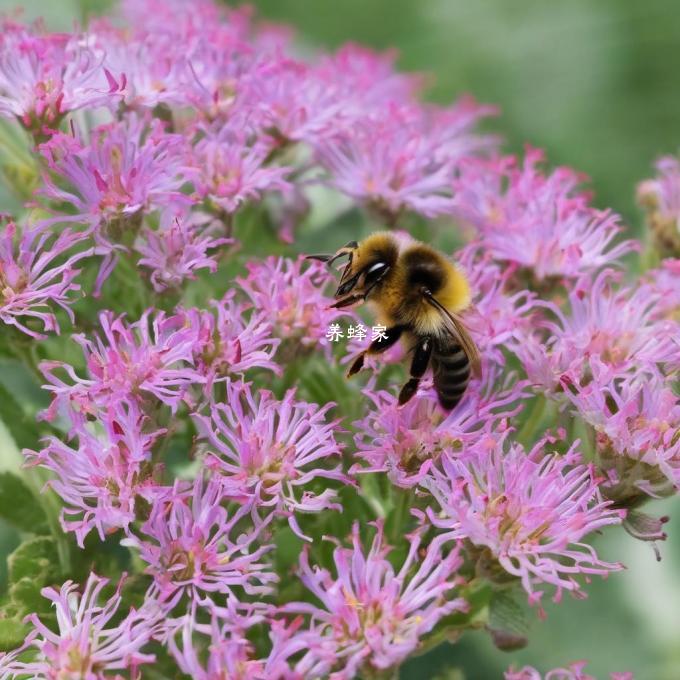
[644,257,680,317]
[516,270,678,395]
[351,369,524,488]
[237,256,350,353]
[39,115,190,289]
[40,309,202,419]
[637,155,680,252]
[195,380,346,539]
[458,244,536,368]
[425,434,624,605]
[40,115,188,223]
[124,477,277,608]
[454,149,638,279]
[135,209,230,292]
[186,291,280,384]
[564,374,680,497]
[0,220,89,338]
[505,661,633,680]
[315,100,493,221]
[24,400,163,546]
[90,23,191,109]
[0,573,158,679]
[283,521,467,678]
[190,120,291,214]
[0,22,120,129]
[165,610,325,680]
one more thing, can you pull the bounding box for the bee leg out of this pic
[347,325,406,377]
[398,337,433,405]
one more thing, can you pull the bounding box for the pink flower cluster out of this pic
[0,0,664,677]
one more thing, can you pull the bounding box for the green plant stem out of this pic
[388,487,413,544]
[516,395,547,446]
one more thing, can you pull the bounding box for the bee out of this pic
[307,231,481,410]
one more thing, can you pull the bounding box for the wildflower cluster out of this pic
[0,0,671,677]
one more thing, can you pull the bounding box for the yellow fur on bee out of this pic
[435,259,472,312]
[354,232,472,335]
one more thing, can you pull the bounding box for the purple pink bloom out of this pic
[237,255,351,352]
[315,100,494,221]
[0,220,89,338]
[40,309,202,420]
[185,291,280,385]
[196,379,346,539]
[135,208,230,292]
[124,477,277,609]
[505,662,633,680]
[190,120,291,213]
[24,399,163,546]
[0,22,120,130]
[351,369,524,488]
[454,149,637,279]
[283,521,467,678]
[515,270,677,396]
[425,434,625,606]
[0,573,158,679]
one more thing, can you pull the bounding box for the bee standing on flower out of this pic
[308,231,480,410]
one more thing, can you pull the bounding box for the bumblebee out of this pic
[307,232,480,410]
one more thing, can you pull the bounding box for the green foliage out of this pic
[0,473,49,535]
[487,589,531,652]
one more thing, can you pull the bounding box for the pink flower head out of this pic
[315,101,492,221]
[351,368,524,488]
[40,115,189,224]
[135,209,230,292]
[237,255,350,352]
[505,662,633,680]
[125,477,277,608]
[458,243,537,368]
[195,380,346,539]
[565,374,680,496]
[90,23,191,109]
[637,155,680,250]
[516,270,678,395]
[191,120,291,214]
[0,573,158,679]
[0,22,120,130]
[315,44,423,114]
[0,220,89,338]
[454,149,638,279]
[165,610,324,680]
[644,257,680,317]
[40,309,202,420]
[24,399,163,547]
[425,434,624,606]
[186,291,280,384]
[243,56,347,145]
[283,521,467,678]
[39,115,190,290]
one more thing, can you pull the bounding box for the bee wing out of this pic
[423,293,482,378]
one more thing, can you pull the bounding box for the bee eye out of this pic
[364,261,388,285]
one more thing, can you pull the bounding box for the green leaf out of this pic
[8,536,59,584]
[0,617,30,652]
[487,588,530,651]
[9,577,45,615]
[0,381,39,452]
[0,473,48,535]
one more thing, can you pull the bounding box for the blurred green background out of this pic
[2,0,680,678]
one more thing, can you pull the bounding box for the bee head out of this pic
[306,233,398,308]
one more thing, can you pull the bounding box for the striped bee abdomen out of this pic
[432,339,471,410]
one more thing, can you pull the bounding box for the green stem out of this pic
[516,395,547,447]
[387,486,413,544]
